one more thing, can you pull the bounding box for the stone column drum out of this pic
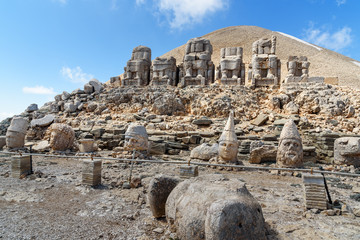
[6,117,28,149]
[78,139,96,153]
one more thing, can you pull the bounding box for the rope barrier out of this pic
[1,151,359,178]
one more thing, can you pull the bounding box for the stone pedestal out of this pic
[82,160,102,186]
[11,155,31,178]
[303,173,327,210]
[179,165,198,178]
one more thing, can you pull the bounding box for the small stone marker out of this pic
[303,173,327,210]
[78,139,95,153]
[82,159,102,186]
[11,155,31,178]
[179,165,198,178]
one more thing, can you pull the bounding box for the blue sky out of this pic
[0,0,359,121]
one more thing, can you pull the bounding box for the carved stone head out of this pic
[334,137,360,167]
[124,123,149,152]
[218,111,239,163]
[5,117,28,149]
[49,123,75,151]
[276,120,303,168]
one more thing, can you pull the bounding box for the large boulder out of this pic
[148,175,180,218]
[32,140,50,152]
[61,91,71,101]
[89,78,103,93]
[64,103,77,113]
[190,143,218,161]
[249,144,277,164]
[26,103,38,113]
[30,114,55,128]
[166,174,266,240]
[83,83,94,94]
[152,93,185,116]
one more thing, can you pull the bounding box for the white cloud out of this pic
[136,0,146,5]
[303,24,352,52]
[61,66,94,83]
[22,86,57,95]
[336,0,346,6]
[153,0,228,29]
[0,112,15,122]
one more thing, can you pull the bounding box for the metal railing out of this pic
[1,151,359,178]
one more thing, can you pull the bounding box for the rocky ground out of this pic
[1,81,360,239]
[0,152,360,240]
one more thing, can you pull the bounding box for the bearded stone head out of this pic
[276,120,303,168]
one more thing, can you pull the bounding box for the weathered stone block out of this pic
[190,143,218,161]
[251,113,268,126]
[179,165,199,178]
[82,160,102,186]
[11,155,31,178]
[303,174,327,210]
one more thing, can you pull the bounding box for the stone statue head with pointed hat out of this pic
[218,111,239,163]
[124,123,149,152]
[276,119,303,168]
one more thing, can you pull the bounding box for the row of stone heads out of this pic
[4,112,359,168]
[115,36,313,88]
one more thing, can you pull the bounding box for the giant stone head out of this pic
[218,111,239,163]
[124,123,149,152]
[276,120,303,168]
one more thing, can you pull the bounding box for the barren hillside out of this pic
[161,25,360,88]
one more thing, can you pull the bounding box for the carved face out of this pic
[218,140,238,162]
[277,139,303,167]
[334,137,360,167]
[124,135,148,151]
[336,138,360,156]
